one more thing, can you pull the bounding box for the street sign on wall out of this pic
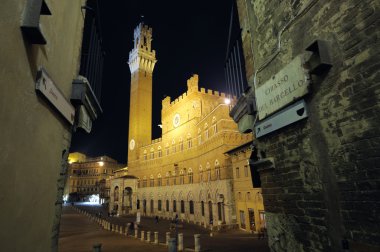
[35,67,75,125]
[255,99,308,138]
[255,53,311,120]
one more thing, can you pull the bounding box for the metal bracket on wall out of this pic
[305,40,332,75]
[20,0,51,45]
[252,157,275,173]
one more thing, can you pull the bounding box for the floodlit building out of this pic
[66,153,123,204]
[109,23,258,230]
[225,142,265,233]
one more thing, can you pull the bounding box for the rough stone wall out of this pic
[0,0,85,251]
[236,0,380,251]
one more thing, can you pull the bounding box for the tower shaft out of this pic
[127,23,157,164]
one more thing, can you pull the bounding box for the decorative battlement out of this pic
[162,74,235,108]
[187,74,199,93]
[128,23,157,74]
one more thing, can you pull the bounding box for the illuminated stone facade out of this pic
[110,23,255,229]
[226,143,265,233]
[66,153,123,203]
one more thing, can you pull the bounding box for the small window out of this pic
[236,167,240,178]
[166,200,169,211]
[173,200,177,212]
[158,200,162,211]
[215,166,220,180]
[181,200,185,213]
[189,200,194,214]
[247,192,251,200]
[201,201,205,216]
[244,165,249,177]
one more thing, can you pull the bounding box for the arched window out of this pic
[150,175,154,187]
[165,143,170,156]
[143,150,147,160]
[206,162,211,182]
[158,200,162,211]
[114,186,119,202]
[136,199,140,209]
[187,133,192,148]
[166,200,169,211]
[166,172,170,186]
[150,199,154,213]
[158,146,162,157]
[201,201,205,216]
[172,139,176,153]
[199,165,203,183]
[143,176,147,187]
[150,148,154,159]
[188,168,193,184]
[179,170,184,184]
[212,116,217,135]
[204,123,209,140]
[179,137,184,151]
[215,160,221,180]
[158,173,162,186]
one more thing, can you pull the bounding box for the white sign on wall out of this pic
[255,53,311,120]
[35,67,75,125]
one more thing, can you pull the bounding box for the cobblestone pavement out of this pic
[59,206,168,252]
[63,203,270,252]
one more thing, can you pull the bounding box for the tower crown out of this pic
[128,23,157,74]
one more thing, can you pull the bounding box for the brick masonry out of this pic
[236,0,380,251]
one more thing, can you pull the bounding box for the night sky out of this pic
[70,0,239,163]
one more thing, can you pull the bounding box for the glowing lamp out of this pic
[224,98,231,105]
[98,161,104,166]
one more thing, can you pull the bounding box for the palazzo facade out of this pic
[109,23,253,229]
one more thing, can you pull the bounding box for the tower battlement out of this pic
[128,23,157,74]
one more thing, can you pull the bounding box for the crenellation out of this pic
[200,88,206,93]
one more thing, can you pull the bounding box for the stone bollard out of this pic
[178,233,183,251]
[146,231,151,242]
[154,232,159,245]
[166,232,171,246]
[93,243,102,252]
[194,234,201,252]
[135,229,138,238]
[168,238,177,252]
[141,231,145,241]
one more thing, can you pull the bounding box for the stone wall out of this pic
[0,0,85,251]
[236,0,380,251]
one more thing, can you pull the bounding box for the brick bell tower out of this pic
[127,23,157,165]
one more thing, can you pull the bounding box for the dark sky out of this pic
[70,0,239,163]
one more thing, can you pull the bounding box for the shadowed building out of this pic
[231,0,380,251]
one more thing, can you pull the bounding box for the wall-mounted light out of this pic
[224,98,231,105]
[98,161,104,166]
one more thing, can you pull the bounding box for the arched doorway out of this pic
[208,201,213,225]
[124,187,132,213]
[143,199,147,214]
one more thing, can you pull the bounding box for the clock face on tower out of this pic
[173,113,180,128]
[129,139,135,150]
